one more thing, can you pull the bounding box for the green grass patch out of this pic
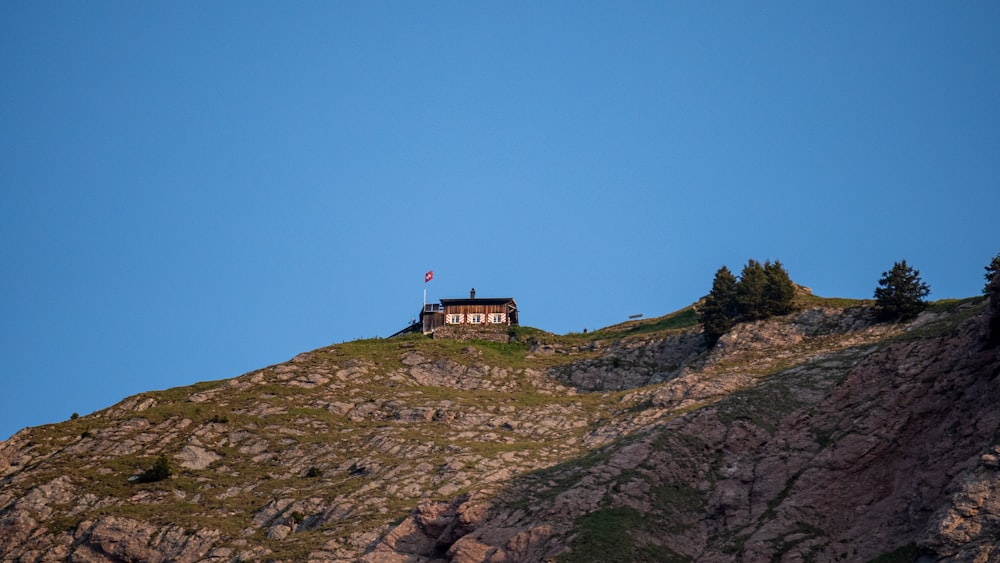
[147,379,228,403]
[508,325,558,343]
[599,308,700,337]
[318,328,586,374]
[650,481,705,514]
[794,293,871,309]
[558,506,686,563]
[925,296,982,313]
[894,296,988,341]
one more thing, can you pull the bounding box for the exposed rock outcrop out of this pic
[987,270,1000,347]
[549,330,705,391]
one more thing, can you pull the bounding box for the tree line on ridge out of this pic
[698,252,1000,348]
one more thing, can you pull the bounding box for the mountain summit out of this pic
[3,286,1000,562]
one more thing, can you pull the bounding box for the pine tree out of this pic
[700,266,739,347]
[762,260,797,317]
[736,259,768,321]
[874,260,930,322]
[985,253,1000,295]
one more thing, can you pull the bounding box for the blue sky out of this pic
[2,3,998,440]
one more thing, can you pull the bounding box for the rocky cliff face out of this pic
[2,293,999,562]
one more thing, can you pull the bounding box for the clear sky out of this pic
[2,2,998,440]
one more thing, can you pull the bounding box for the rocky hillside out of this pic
[2,286,999,562]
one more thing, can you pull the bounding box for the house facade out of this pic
[408,289,519,341]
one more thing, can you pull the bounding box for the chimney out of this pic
[470,288,476,299]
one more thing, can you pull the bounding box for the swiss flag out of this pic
[425,270,434,283]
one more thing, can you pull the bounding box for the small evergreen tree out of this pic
[736,259,768,321]
[873,260,930,322]
[985,253,1000,295]
[699,266,739,347]
[136,454,172,483]
[762,260,797,317]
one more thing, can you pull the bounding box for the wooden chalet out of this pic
[394,289,518,340]
[421,288,519,333]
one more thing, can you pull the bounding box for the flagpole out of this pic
[422,270,434,333]
[423,270,433,319]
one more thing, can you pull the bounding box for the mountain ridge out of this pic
[2,287,999,562]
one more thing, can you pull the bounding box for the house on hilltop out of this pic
[394,288,519,342]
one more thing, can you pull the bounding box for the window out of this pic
[469,313,483,324]
[489,313,504,323]
[447,314,463,324]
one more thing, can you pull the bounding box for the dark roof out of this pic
[439,297,517,307]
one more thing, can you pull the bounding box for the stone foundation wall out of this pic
[432,324,511,343]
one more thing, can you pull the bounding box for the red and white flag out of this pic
[425,270,434,283]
